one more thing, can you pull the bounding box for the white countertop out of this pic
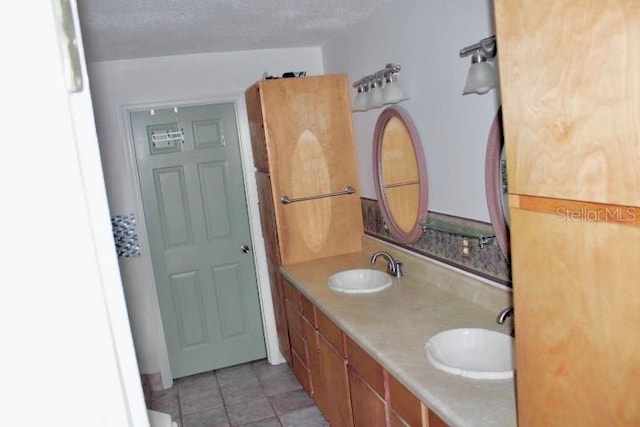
[279,237,517,427]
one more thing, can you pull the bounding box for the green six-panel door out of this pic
[130,103,266,378]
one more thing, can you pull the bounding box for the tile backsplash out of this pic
[361,197,511,286]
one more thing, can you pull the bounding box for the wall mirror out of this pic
[373,106,428,244]
[485,106,510,259]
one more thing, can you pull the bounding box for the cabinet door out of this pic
[510,207,640,425]
[259,75,363,265]
[318,334,353,426]
[348,367,387,427]
[346,336,386,427]
[494,0,640,206]
[388,375,422,427]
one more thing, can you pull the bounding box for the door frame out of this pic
[121,92,284,387]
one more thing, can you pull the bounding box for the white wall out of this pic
[3,0,148,425]
[87,48,324,381]
[322,0,500,221]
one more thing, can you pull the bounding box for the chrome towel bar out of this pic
[280,186,356,205]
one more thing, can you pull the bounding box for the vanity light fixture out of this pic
[352,63,408,112]
[459,35,497,95]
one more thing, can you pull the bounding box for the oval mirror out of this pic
[485,106,510,259]
[373,106,428,244]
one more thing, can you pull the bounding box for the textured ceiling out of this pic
[77,0,394,62]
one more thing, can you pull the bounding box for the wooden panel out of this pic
[317,309,345,357]
[318,334,354,427]
[291,350,312,396]
[300,294,317,327]
[494,0,640,206]
[348,367,387,427]
[284,300,303,339]
[510,208,640,426]
[426,407,448,427]
[289,332,308,367]
[282,278,301,311]
[303,319,323,403]
[345,336,384,396]
[510,194,640,226]
[390,411,410,427]
[388,374,422,427]
[259,75,363,264]
[244,83,269,171]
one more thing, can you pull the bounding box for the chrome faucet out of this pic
[497,306,514,336]
[371,251,403,278]
[497,306,514,324]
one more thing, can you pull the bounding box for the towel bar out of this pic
[280,186,356,205]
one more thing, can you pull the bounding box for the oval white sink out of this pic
[424,328,514,380]
[328,269,393,294]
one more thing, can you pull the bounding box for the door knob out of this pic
[241,244,250,253]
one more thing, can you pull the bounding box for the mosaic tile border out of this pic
[361,198,511,286]
[111,213,140,257]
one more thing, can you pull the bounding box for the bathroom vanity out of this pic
[280,236,517,427]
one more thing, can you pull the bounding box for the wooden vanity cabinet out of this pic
[346,336,387,427]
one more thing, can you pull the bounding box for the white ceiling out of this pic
[77,0,394,62]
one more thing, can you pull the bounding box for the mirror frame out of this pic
[485,106,510,259]
[373,106,429,244]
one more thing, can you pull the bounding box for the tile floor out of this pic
[146,359,329,427]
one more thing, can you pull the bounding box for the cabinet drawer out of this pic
[389,374,422,427]
[345,336,384,396]
[317,309,345,357]
[300,294,317,327]
[285,300,303,338]
[282,278,301,311]
[290,332,308,367]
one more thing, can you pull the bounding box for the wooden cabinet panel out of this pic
[257,75,363,265]
[291,349,312,396]
[510,208,640,426]
[318,333,353,427]
[494,0,640,206]
[426,408,448,427]
[303,319,325,406]
[388,375,422,427]
[244,84,269,172]
[255,173,290,362]
[317,309,345,357]
[300,294,316,327]
[348,367,387,427]
[346,336,384,397]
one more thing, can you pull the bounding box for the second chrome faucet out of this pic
[371,251,403,278]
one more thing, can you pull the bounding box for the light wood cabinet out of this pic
[346,336,386,427]
[246,74,363,367]
[494,1,640,425]
[494,0,640,206]
[282,279,312,395]
[245,74,363,266]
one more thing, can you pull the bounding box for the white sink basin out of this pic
[328,269,393,294]
[424,328,514,380]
